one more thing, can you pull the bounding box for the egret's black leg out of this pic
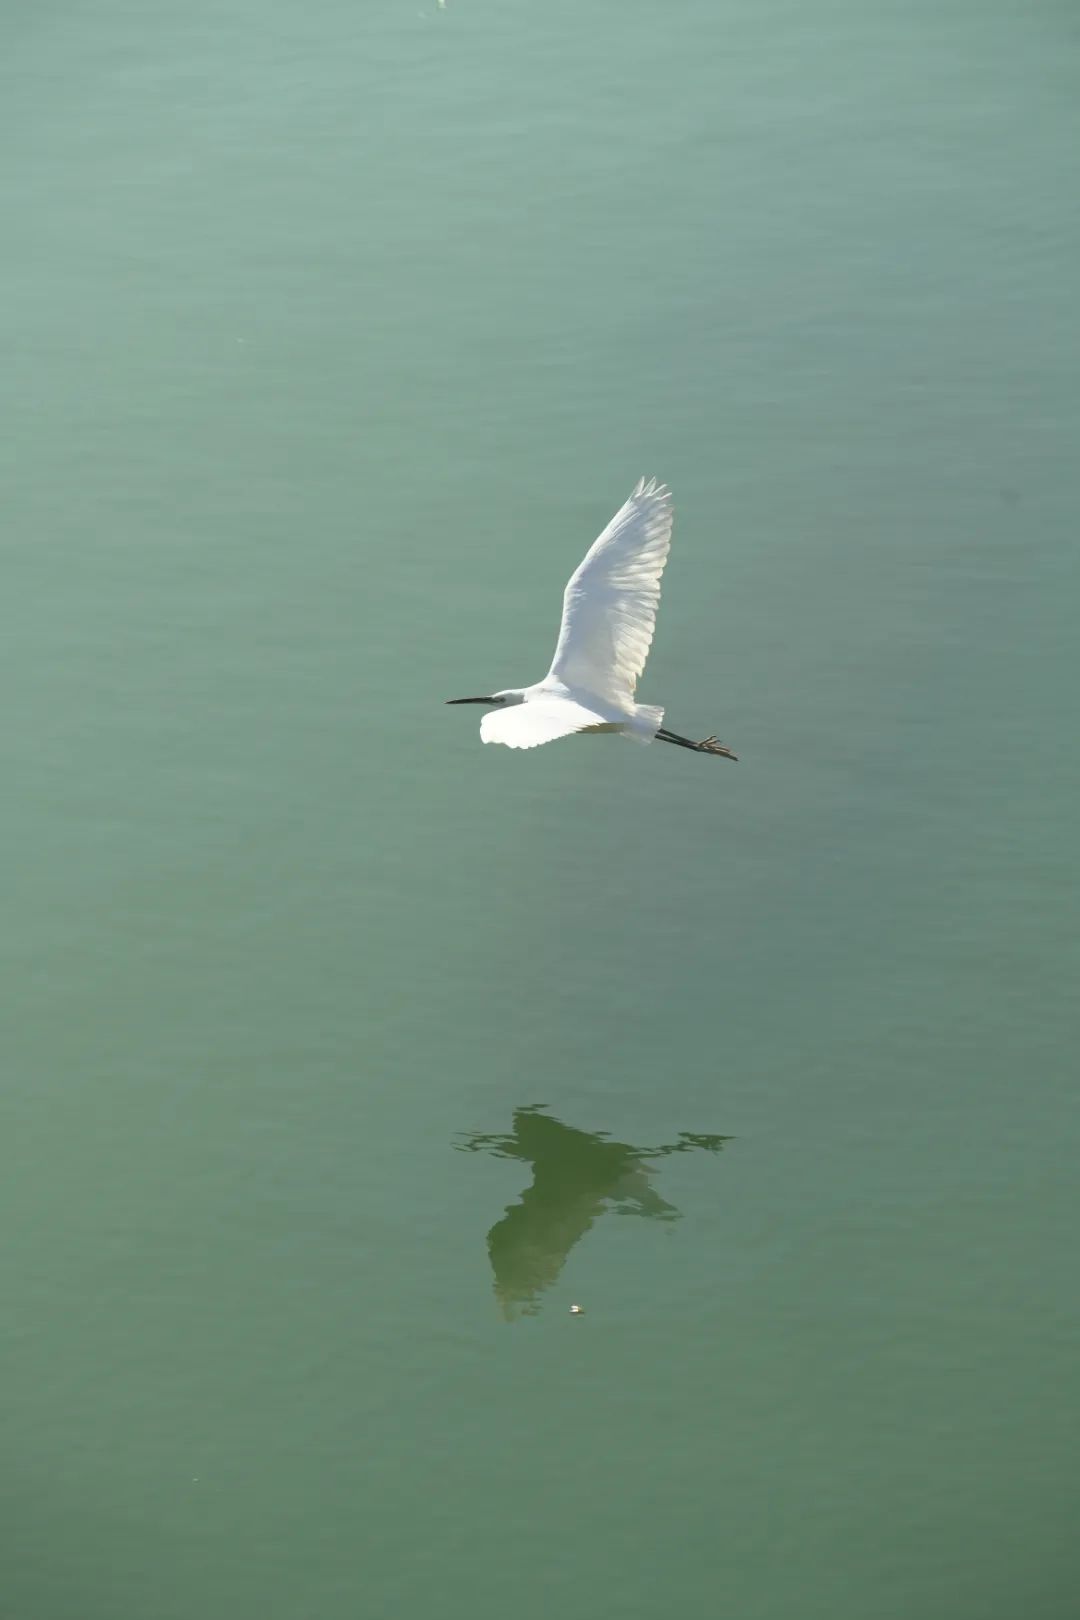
[656,728,699,752]
[657,727,737,759]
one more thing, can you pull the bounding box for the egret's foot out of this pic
[655,725,737,759]
[696,736,738,759]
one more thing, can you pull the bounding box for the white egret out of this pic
[447,478,737,759]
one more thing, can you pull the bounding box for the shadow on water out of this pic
[457,1105,730,1318]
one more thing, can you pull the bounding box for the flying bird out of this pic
[447,478,736,758]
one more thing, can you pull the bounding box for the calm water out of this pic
[4,2,1079,1615]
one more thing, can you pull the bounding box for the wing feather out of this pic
[544,478,674,705]
[480,698,608,750]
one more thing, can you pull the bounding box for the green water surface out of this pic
[4,2,1079,1615]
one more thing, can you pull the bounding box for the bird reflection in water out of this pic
[457,1105,729,1318]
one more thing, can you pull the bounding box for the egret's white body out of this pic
[448,479,736,760]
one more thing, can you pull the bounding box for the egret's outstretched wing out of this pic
[480,698,608,750]
[545,478,674,705]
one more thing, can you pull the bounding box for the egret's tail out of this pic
[626,703,664,745]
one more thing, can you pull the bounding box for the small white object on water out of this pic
[569,1304,584,1315]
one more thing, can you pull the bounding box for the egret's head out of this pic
[445,689,522,707]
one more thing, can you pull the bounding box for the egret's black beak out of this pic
[446,696,499,705]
